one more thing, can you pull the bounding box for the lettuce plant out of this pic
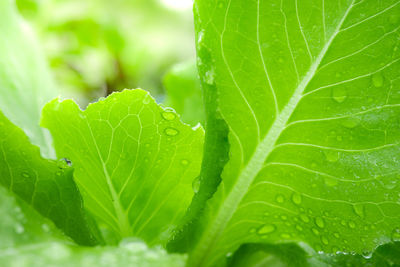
[0,0,400,266]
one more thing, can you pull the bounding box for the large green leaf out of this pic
[181,0,400,265]
[0,110,99,246]
[42,89,204,245]
[0,0,57,157]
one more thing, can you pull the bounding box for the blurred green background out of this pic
[15,0,199,109]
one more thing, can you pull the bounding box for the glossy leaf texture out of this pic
[42,89,204,245]
[0,111,99,246]
[163,61,205,126]
[0,0,57,158]
[229,241,400,267]
[184,0,400,265]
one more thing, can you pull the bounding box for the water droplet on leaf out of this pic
[324,151,339,162]
[372,72,383,87]
[353,204,364,218]
[332,87,347,103]
[164,127,179,136]
[257,224,276,235]
[391,227,400,241]
[192,177,200,193]
[300,214,310,223]
[291,192,302,205]
[275,194,285,203]
[161,111,176,121]
[315,217,325,228]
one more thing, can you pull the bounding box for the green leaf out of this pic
[0,240,186,267]
[184,0,400,265]
[0,0,57,158]
[229,241,400,267]
[42,89,204,245]
[0,187,186,267]
[0,186,66,248]
[163,61,205,126]
[0,110,99,246]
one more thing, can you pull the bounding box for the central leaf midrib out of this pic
[189,2,355,266]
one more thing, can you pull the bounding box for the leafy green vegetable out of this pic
[0,187,186,267]
[0,0,57,157]
[163,61,205,126]
[0,110,99,246]
[0,186,66,249]
[42,89,204,245]
[171,0,400,265]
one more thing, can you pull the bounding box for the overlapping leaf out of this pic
[175,0,400,266]
[0,111,98,246]
[0,0,57,157]
[42,89,204,245]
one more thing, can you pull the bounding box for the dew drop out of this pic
[324,177,338,187]
[257,224,276,235]
[372,72,383,88]
[291,192,302,205]
[353,204,364,218]
[192,177,200,193]
[164,127,179,136]
[181,159,189,166]
[296,225,303,231]
[341,117,360,128]
[142,96,151,104]
[275,194,285,203]
[334,232,340,238]
[315,217,325,228]
[161,110,176,121]
[324,151,339,163]
[361,250,373,259]
[348,221,356,229]
[336,135,343,142]
[56,171,62,177]
[391,227,400,241]
[332,87,347,103]
[280,215,288,221]
[312,228,320,235]
[280,233,291,239]
[204,69,215,85]
[321,236,329,245]
[300,214,310,223]
[21,172,30,178]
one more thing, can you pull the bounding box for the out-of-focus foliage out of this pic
[164,61,204,126]
[16,0,196,106]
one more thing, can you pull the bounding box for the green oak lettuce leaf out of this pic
[172,0,400,266]
[0,0,57,158]
[163,61,205,126]
[0,110,99,246]
[41,89,204,245]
